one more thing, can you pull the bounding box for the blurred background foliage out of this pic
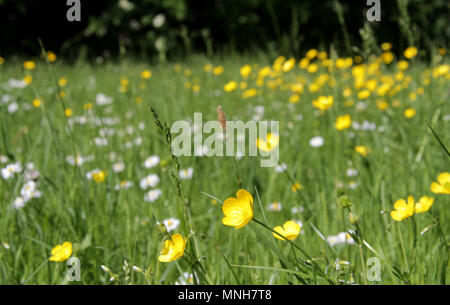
[0,0,448,61]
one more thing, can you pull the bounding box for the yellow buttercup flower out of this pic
[23,61,36,70]
[213,66,224,75]
[312,95,334,111]
[291,182,303,192]
[58,77,67,87]
[32,98,41,108]
[49,242,72,262]
[23,75,33,84]
[430,172,450,194]
[273,220,301,241]
[222,189,254,229]
[64,108,73,117]
[158,233,186,262]
[256,133,279,152]
[141,70,152,79]
[242,88,257,99]
[381,42,393,51]
[240,65,252,78]
[397,61,409,71]
[282,58,295,72]
[92,170,106,183]
[224,81,237,92]
[404,47,418,59]
[415,196,434,214]
[391,196,415,221]
[404,108,416,118]
[355,146,370,157]
[47,51,57,62]
[334,114,352,130]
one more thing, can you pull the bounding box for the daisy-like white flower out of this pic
[327,232,355,247]
[20,181,42,202]
[112,162,125,173]
[309,136,324,148]
[267,202,282,212]
[161,217,181,232]
[140,174,160,190]
[1,163,22,180]
[13,197,25,209]
[175,272,195,285]
[179,167,193,180]
[96,93,113,105]
[144,189,162,202]
[275,163,287,172]
[144,156,160,169]
[114,181,133,190]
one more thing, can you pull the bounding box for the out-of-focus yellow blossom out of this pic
[32,98,41,108]
[404,108,416,118]
[381,52,394,64]
[343,87,352,98]
[92,170,106,183]
[355,146,370,157]
[257,133,279,152]
[344,100,354,107]
[64,108,73,117]
[256,67,269,79]
[213,66,224,75]
[414,196,434,214]
[391,196,415,221]
[290,83,304,94]
[273,220,301,241]
[23,61,36,70]
[381,42,393,51]
[334,114,352,130]
[305,49,318,59]
[141,70,152,79]
[222,189,253,229]
[184,69,191,77]
[83,103,93,110]
[49,242,72,262]
[307,64,318,73]
[397,61,409,71]
[312,95,333,110]
[60,90,66,99]
[0,57,4,65]
[158,234,186,262]
[289,94,300,104]
[366,79,377,91]
[47,51,57,62]
[282,58,295,72]
[376,100,389,111]
[224,81,237,92]
[438,48,446,55]
[430,172,450,195]
[240,65,252,78]
[291,182,303,192]
[240,82,247,90]
[404,47,418,59]
[358,90,371,99]
[203,64,213,72]
[58,77,67,87]
[23,75,33,84]
[299,58,309,69]
[242,88,257,99]
[135,97,142,104]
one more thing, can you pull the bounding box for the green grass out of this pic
[0,52,448,285]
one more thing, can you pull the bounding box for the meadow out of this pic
[0,47,449,285]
